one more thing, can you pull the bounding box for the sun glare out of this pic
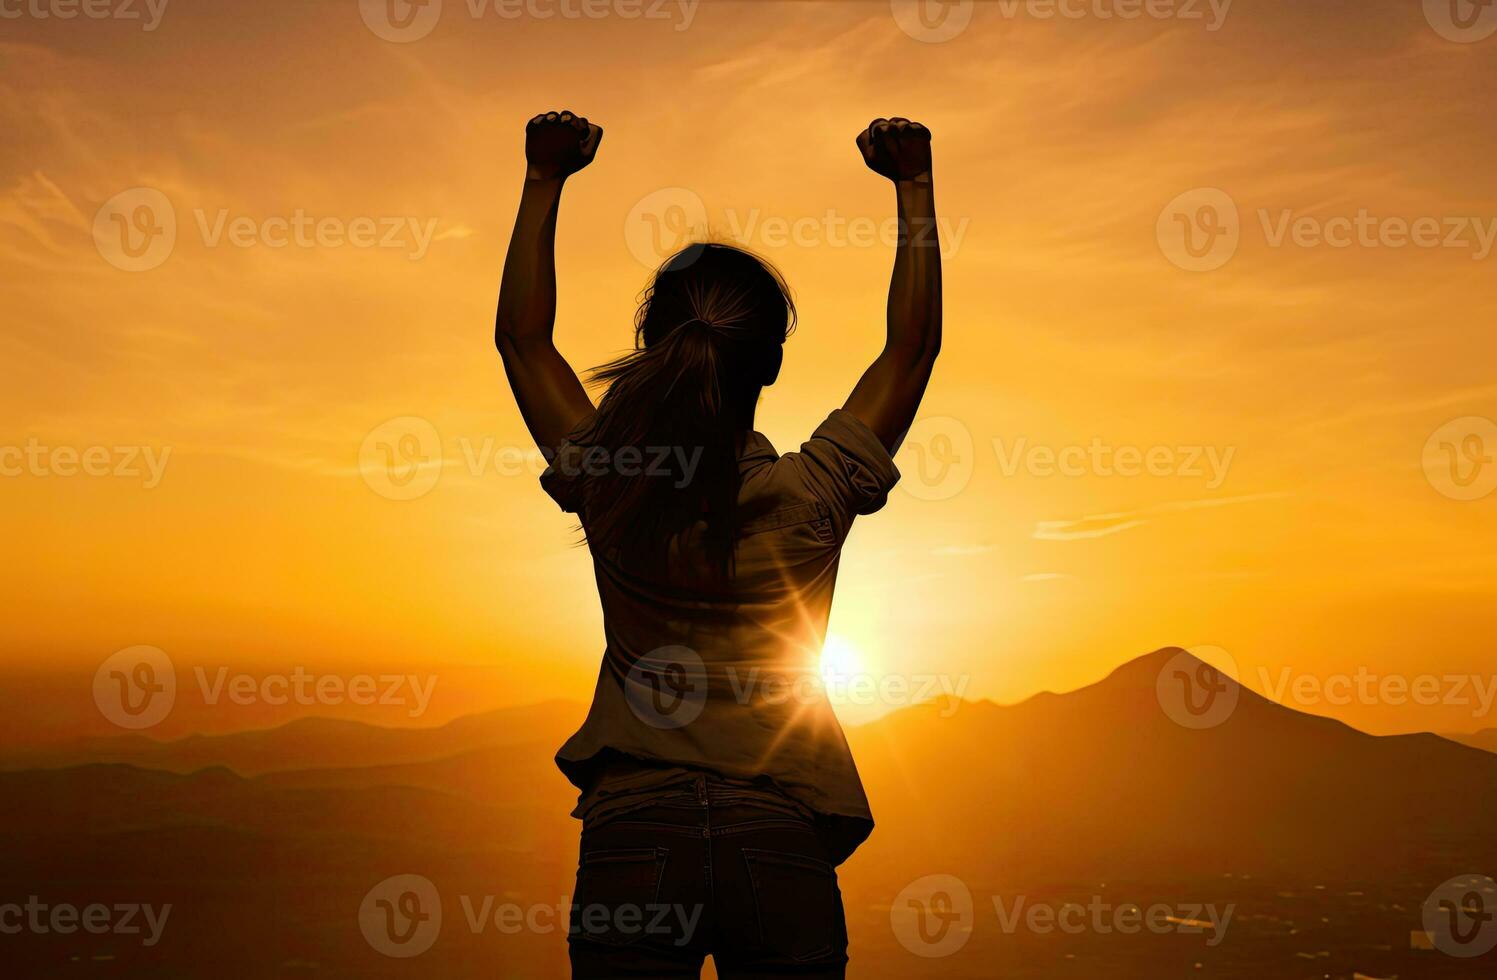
[820,634,865,687]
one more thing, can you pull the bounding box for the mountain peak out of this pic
[1099,645,1241,693]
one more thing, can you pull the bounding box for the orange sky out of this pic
[3,0,1496,742]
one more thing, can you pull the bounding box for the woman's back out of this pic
[544,409,900,861]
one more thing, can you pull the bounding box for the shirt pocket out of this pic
[738,500,836,546]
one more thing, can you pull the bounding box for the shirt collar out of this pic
[738,431,778,472]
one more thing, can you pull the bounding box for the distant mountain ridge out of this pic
[0,699,584,775]
[5,648,1493,979]
[7,648,1495,882]
[1440,727,1497,755]
[846,647,1497,883]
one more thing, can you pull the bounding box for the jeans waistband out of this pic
[585,773,817,831]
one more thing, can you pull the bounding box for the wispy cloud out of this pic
[1034,492,1293,541]
[934,545,993,557]
[433,224,476,242]
[1298,385,1497,433]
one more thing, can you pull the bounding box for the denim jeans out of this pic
[568,774,849,978]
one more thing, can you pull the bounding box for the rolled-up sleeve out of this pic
[788,409,901,536]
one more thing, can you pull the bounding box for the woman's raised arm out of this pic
[841,117,943,454]
[494,110,603,453]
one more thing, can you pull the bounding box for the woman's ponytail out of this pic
[570,244,794,575]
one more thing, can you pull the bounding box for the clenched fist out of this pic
[525,110,603,181]
[857,117,932,183]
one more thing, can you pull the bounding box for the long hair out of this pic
[572,242,795,574]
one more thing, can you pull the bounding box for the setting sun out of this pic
[821,634,868,688]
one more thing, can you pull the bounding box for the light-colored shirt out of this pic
[540,409,900,863]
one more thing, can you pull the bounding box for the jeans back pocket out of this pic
[743,847,845,963]
[570,847,668,947]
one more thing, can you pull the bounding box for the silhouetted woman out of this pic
[496,109,941,979]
